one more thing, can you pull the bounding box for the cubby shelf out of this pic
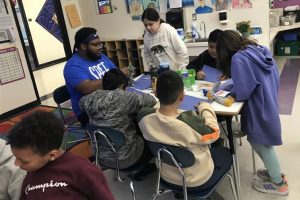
[102,39,144,75]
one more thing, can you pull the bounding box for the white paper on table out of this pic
[169,0,182,8]
[159,0,168,13]
[215,90,230,97]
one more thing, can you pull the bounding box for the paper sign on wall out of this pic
[65,4,82,28]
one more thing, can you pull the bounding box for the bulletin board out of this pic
[0,47,25,85]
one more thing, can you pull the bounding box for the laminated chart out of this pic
[0,47,25,85]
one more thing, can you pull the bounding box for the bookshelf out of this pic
[102,39,144,75]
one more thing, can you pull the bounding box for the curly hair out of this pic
[7,111,64,155]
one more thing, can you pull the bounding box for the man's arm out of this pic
[75,79,102,95]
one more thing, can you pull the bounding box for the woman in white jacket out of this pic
[0,138,26,200]
[142,8,189,71]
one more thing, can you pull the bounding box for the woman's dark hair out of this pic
[156,70,183,105]
[102,68,128,90]
[208,29,223,43]
[142,8,164,23]
[216,30,258,76]
[7,111,64,155]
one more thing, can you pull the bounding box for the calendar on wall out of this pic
[0,47,25,85]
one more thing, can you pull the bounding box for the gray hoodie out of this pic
[0,139,26,200]
[80,88,157,169]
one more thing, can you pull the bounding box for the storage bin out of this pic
[282,33,298,41]
[276,41,300,56]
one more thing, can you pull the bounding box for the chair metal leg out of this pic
[129,180,136,200]
[232,155,241,200]
[252,147,256,174]
[226,173,239,200]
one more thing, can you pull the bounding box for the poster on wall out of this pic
[273,0,299,8]
[182,0,194,7]
[97,0,113,14]
[194,0,213,14]
[129,0,143,20]
[35,0,63,42]
[232,0,252,9]
[211,0,230,11]
[0,47,25,85]
[142,0,159,10]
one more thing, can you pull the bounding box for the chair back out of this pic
[53,85,70,105]
[87,125,125,148]
[53,85,71,125]
[147,141,195,168]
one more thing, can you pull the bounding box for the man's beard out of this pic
[86,49,101,60]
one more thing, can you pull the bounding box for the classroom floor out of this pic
[40,56,300,200]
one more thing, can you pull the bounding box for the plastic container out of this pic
[177,69,196,89]
[176,28,185,40]
[191,21,199,39]
[159,62,170,73]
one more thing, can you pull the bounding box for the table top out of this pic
[134,75,244,116]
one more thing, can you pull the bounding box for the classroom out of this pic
[0,0,300,199]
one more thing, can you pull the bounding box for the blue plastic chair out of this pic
[147,141,239,200]
[87,125,152,200]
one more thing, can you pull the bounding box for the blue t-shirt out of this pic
[63,53,116,116]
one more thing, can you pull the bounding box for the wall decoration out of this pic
[194,0,213,14]
[232,0,252,9]
[0,0,13,43]
[129,0,143,20]
[35,0,63,42]
[273,0,299,9]
[97,0,113,14]
[0,47,25,85]
[65,4,82,28]
[142,0,159,10]
[169,0,182,8]
[182,0,194,7]
[211,0,230,11]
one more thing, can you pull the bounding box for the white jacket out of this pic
[0,139,26,200]
[143,23,189,71]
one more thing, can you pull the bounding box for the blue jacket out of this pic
[230,45,282,145]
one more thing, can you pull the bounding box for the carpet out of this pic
[0,105,93,160]
[278,58,300,115]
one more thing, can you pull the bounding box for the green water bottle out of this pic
[181,69,192,90]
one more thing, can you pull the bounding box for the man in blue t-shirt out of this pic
[64,27,121,125]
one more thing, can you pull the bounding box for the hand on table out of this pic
[196,70,206,80]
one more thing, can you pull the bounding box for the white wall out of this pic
[184,2,270,47]
[77,1,269,46]
[33,0,83,97]
[78,0,144,40]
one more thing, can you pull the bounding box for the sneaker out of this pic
[256,169,288,184]
[252,175,289,196]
